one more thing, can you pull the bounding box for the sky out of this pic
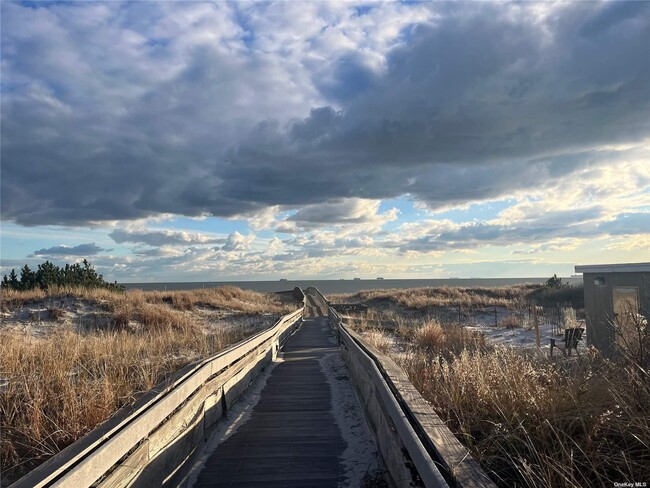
[1,0,649,282]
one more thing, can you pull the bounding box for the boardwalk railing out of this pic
[10,306,305,488]
[324,290,496,488]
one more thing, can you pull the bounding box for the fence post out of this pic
[494,305,498,327]
[534,307,540,348]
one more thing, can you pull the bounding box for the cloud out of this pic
[32,243,105,257]
[1,1,648,227]
[221,231,255,252]
[216,3,650,214]
[133,247,185,257]
[285,198,397,232]
[512,239,583,255]
[109,228,226,246]
[0,0,648,284]
[385,208,650,255]
[274,221,299,234]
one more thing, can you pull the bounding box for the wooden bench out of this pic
[550,327,584,357]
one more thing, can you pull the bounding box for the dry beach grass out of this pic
[331,284,584,313]
[330,285,532,309]
[0,286,296,483]
[346,286,649,488]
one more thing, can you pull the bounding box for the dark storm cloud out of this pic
[223,2,650,211]
[286,198,391,227]
[32,243,105,256]
[1,1,649,225]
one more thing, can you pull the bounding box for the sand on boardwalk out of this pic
[320,351,386,487]
[184,356,282,488]
[317,321,386,487]
[185,321,386,488]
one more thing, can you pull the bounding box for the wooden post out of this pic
[458,303,461,326]
[534,307,540,349]
[494,305,498,327]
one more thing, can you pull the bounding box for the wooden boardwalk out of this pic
[193,291,347,487]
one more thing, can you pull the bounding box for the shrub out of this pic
[414,321,446,353]
[1,260,123,292]
[47,308,65,321]
[499,314,521,329]
[412,320,486,358]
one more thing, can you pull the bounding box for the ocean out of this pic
[121,277,583,295]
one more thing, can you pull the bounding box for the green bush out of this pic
[1,260,123,292]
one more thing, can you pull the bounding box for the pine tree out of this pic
[20,265,36,290]
[9,269,19,289]
[2,261,123,292]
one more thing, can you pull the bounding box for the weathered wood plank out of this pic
[344,325,496,488]
[203,389,224,430]
[13,308,303,488]
[136,399,205,488]
[97,440,149,488]
[193,312,346,487]
[340,328,446,487]
[223,348,272,408]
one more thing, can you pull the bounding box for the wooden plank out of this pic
[193,314,346,487]
[203,389,224,430]
[340,329,445,487]
[136,339,278,485]
[136,400,205,488]
[13,308,303,488]
[146,384,208,460]
[102,329,285,487]
[97,440,149,488]
[223,348,272,409]
[344,325,496,488]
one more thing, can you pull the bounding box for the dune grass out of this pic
[0,285,293,317]
[0,286,296,483]
[400,342,650,487]
[348,290,649,487]
[331,284,584,313]
[331,285,534,309]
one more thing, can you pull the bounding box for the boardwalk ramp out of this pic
[9,288,496,488]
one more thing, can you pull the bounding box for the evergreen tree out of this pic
[37,260,62,289]
[20,265,36,290]
[1,261,123,292]
[9,269,19,289]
